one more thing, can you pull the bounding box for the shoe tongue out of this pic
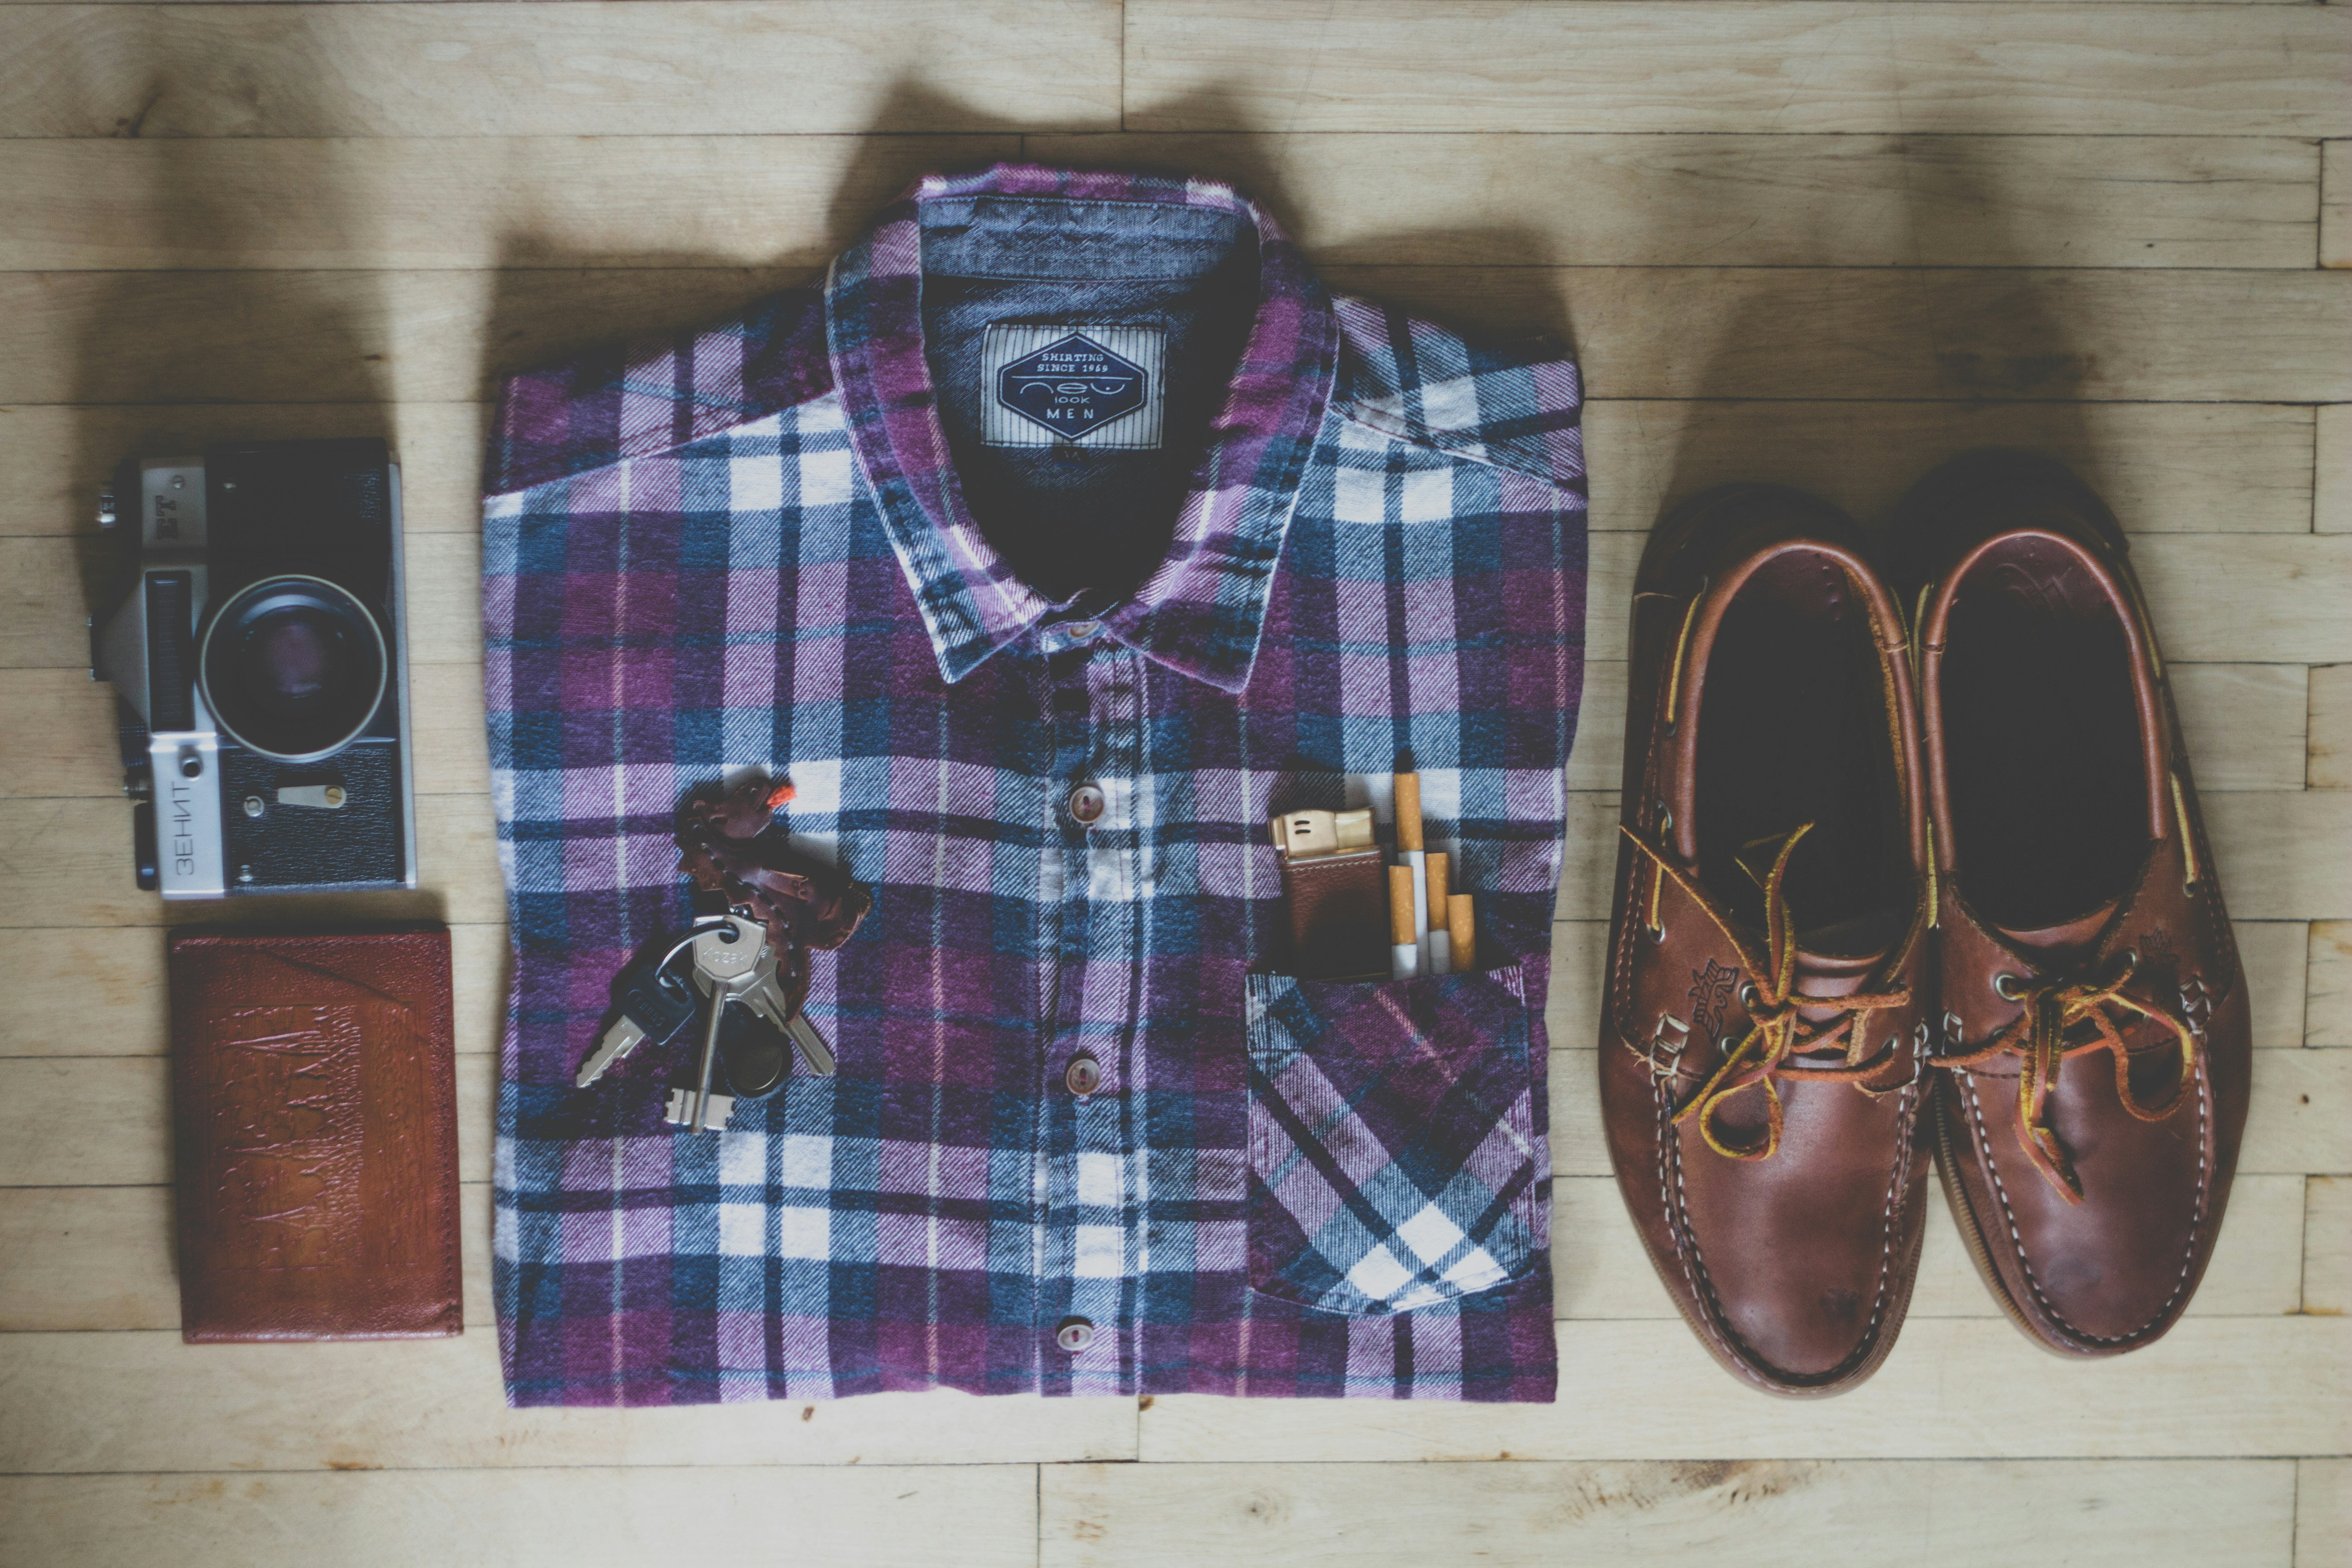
[2000,897,2121,960]
[1790,908,1900,1000]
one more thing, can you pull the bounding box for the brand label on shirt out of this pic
[982,323,1165,449]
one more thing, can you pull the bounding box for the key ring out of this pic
[649,910,752,983]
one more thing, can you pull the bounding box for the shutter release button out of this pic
[1066,782,1106,825]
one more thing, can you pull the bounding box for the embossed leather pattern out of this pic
[168,926,461,1342]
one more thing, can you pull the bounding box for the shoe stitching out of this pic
[1954,1054,2210,1348]
[1658,1058,1919,1391]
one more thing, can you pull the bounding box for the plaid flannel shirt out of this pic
[485,165,1587,1404]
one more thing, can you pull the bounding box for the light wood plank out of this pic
[0,1052,495,1188]
[2132,538,2352,666]
[2325,142,2350,270]
[1553,1171,2307,1325]
[2307,1178,2351,1318]
[2320,407,2351,535]
[0,133,1021,273]
[0,1467,1040,1568]
[2312,664,2352,790]
[0,3,1122,138]
[2205,791,2352,921]
[1543,920,1608,1054]
[1041,1459,2297,1568]
[0,401,486,539]
[2313,923,2352,1048]
[1126,2,2352,137]
[7,268,2348,410]
[0,920,505,1060]
[1137,1317,2352,1461]
[0,795,504,930]
[2171,665,2306,792]
[1585,401,2318,535]
[2301,1460,2352,1568]
[1320,267,2352,407]
[10,130,2284,273]
[2237,922,2312,1054]
[0,1327,1134,1473]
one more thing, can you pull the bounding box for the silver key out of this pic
[576,1014,648,1088]
[727,964,838,1079]
[684,915,770,1132]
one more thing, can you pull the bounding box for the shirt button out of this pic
[1066,782,1106,826]
[1055,1317,1095,1353]
[1063,1054,1102,1096]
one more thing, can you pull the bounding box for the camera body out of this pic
[91,439,418,899]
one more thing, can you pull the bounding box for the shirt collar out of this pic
[825,164,1338,693]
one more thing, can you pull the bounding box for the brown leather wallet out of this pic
[167,926,462,1342]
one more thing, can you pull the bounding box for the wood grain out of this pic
[0,1328,1137,1473]
[1319,267,2352,406]
[2320,407,2351,535]
[7,268,2348,408]
[2325,142,2350,270]
[1040,1459,2297,1568]
[1583,401,2319,535]
[0,3,1123,138]
[3,132,2315,273]
[1126,2,2352,137]
[2313,924,2352,1048]
[2311,665,2352,791]
[2307,1178,2350,1318]
[0,1467,1043,1568]
[2300,1460,2352,1568]
[1136,1318,2352,1461]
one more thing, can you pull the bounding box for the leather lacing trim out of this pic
[1620,823,1910,1162]
[1932,949,2201,1204]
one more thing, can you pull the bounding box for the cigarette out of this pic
[1425,852,1451,976]
[1392,765,1429,965]
[1389,864,1421,980]
[1448,892,1475,973]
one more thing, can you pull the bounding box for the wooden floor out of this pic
[0,2,2347,1563]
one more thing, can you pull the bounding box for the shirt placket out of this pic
[1035,624,1146,1394]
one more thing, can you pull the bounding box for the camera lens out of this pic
[199,576,388,763]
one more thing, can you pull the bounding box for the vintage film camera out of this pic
[90,439,418,899]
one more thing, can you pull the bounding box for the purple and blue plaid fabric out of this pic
[484,164,1587,1404]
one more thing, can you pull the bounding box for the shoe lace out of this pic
[1932,951,2200,1205]
[1623,822,1911,1163]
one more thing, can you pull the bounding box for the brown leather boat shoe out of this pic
[1887,451,2251,1358]
[1601,485,1935,1396]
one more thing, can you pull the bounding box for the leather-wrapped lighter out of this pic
[167,926,462,1341]
[1271,808,1391,981]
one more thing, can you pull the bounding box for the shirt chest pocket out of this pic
[1243,966,1548,1316]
